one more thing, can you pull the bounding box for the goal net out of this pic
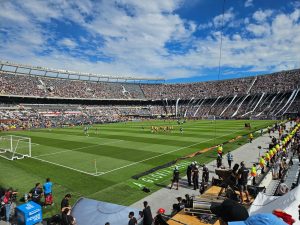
[0,135,31,160]
[201,115,216,120]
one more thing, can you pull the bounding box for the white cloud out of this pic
[213,8,235,27]
[245,0,253,8]
[246,23,270,36]
[253,9,273,22]
[58,38,78,49]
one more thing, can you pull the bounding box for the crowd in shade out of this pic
[1,69,300,100]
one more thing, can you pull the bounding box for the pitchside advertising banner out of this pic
[130,160,191,188]
[16,201,42,225]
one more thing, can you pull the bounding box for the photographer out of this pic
[1,187,18,223]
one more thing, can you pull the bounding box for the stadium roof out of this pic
[0,61,165,83]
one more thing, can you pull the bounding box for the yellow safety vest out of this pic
[259,158,265,167]
[251,166,257,177]
[217,146,223,154]
[265,153,270,161]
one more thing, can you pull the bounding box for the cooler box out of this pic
[16,201,42,225]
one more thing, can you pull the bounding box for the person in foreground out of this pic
[228,213,289,225]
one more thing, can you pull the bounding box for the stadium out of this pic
[0,1,300,225]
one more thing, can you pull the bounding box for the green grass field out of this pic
[0,119,275,216]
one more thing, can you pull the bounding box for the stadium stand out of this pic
[1,62,300,126]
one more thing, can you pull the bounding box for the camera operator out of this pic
[1,187,18,224]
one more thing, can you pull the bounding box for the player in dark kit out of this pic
[192,165,200,190]
[170,166,180,190]
[186,163,193,186]
[202,164,209,183]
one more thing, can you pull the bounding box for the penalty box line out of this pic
[31,156,98,176]
[34,139,124,158]
[93,129,244,177]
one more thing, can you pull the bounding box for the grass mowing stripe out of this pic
[35,140,124,157]
[93,128,244,177]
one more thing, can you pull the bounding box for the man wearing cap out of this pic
[154,208,168,225]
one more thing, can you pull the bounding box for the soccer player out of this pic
[43,178,53,206]
[180,127,183,134]
[84,126,89,136]
[170,166,180,190]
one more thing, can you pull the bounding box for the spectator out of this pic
[29,183,43,205]
[61,194,72,212]
[210,199,249,223]
[128,211,137,225]
[154,208,168,225]
[137,211,143,225]
[142,201,153,225]
[237,161,250,203]
[61,208,76,225]
[2,188,17,223]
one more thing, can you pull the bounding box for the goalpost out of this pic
[0,135,31,160]
[201,115,216,120]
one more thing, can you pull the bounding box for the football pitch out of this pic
[0,119,274,213]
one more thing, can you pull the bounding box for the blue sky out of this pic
[0,0,300,83]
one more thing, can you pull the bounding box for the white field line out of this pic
[34,139,124,158]
[93,129,244,177]
[31,143,40,146]
[31,156,96,176]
